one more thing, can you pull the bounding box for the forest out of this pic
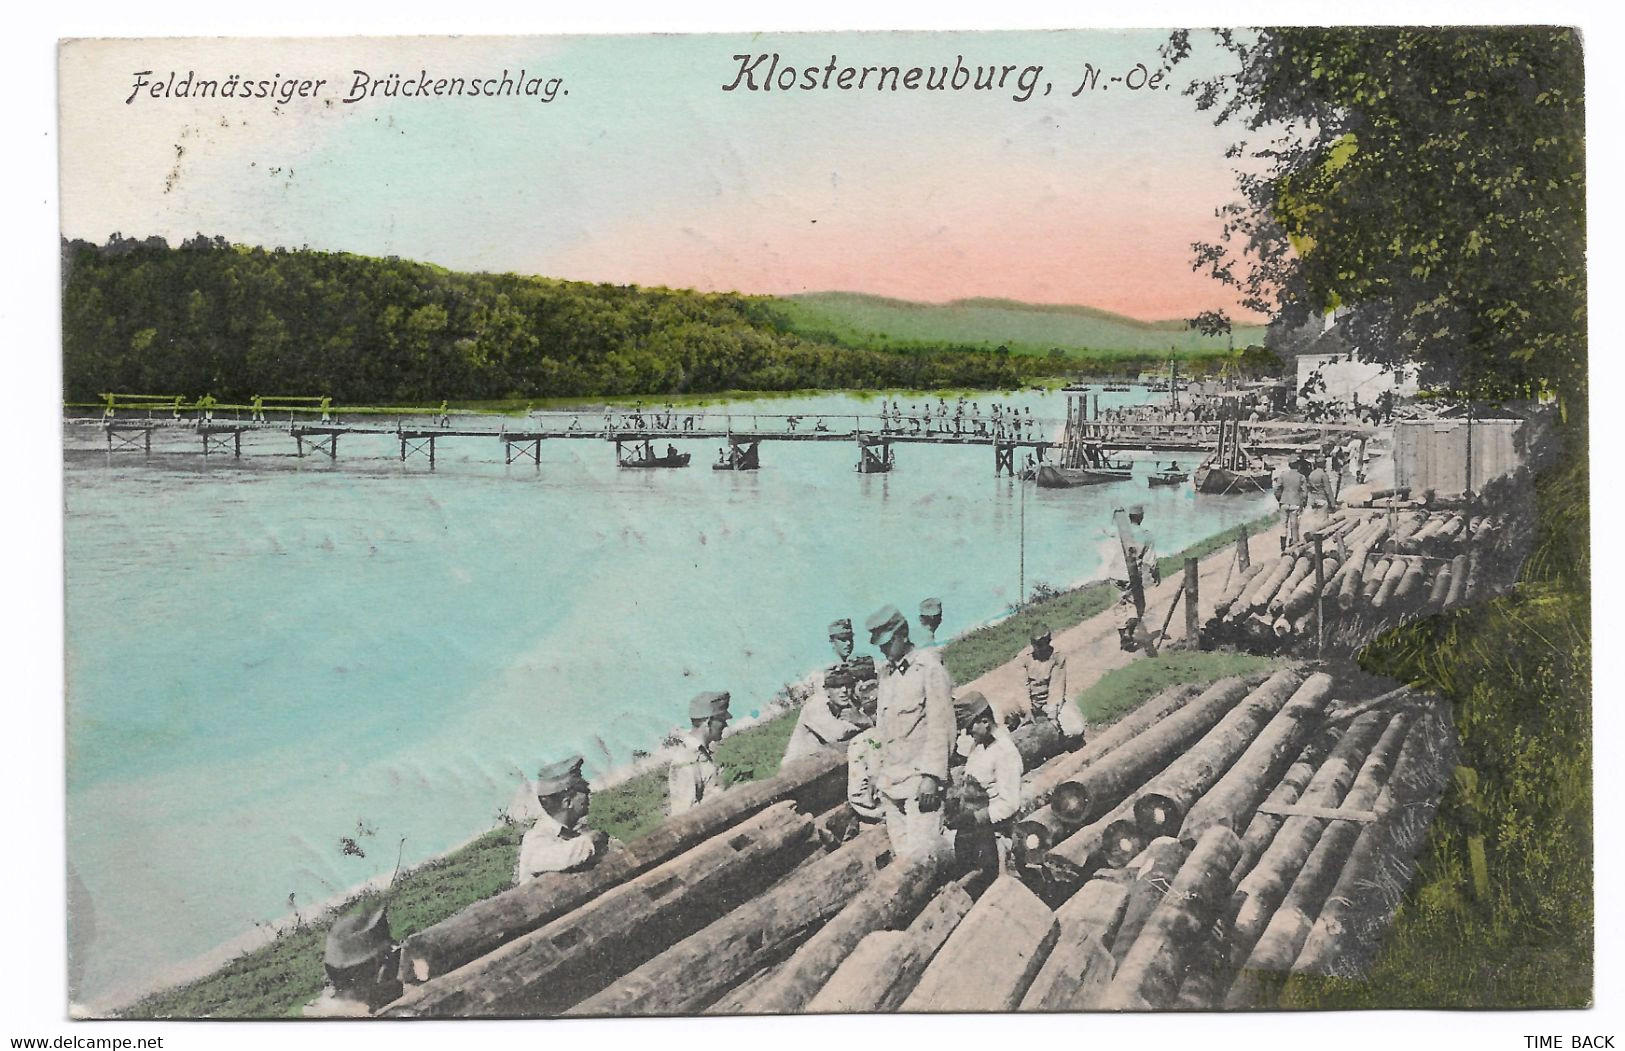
[61,236,1060,404]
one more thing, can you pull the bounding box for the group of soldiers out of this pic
[879,398,1039,441]
[1271,443,1361,545]
[306,593,1100,1015]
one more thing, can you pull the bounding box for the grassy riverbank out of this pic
[118,514,1278,1019]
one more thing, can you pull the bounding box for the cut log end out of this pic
[1051,782,1091,826]
[1133,793,1183,840]
[1102,819,1147,868]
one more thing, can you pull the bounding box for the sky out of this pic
[59,30,1261,320]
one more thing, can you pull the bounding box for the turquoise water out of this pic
[63,388,1270,1004]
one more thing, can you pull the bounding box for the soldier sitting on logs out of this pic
[1022,625,1087,746]
[514,755,611,884]
[302,903,402,1017]
[668,691,731,817]
[785,618,876,762]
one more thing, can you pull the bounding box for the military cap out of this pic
[954,690,994,730]
[323,904,392,970]
[865,604,907,644]
[1030,624,1054,644]
[919,597,943,618]
[688,690,732,722]
[1128,504,1146,516]
[535,754,586,797]
[827,618,854,639]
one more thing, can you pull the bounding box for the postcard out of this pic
[54,25,1590,1023]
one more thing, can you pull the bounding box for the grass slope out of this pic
[773,292,1269,359]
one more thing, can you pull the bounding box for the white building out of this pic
[1294,315,1418,408]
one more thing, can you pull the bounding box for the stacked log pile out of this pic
[1202,501,1520,654]
[382,662,1454,1018]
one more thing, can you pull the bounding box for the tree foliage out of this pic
[1164,28,1585,405]
[61,236,1030,403]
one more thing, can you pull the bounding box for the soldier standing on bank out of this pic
[865,604,955,861]
[918,597,944,646]
[669,691,731,817]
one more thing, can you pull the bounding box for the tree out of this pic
[1164,28,1585,407]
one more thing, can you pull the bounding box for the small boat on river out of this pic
[1195,402,1273,494]
[1148,462,1189,487]
[712,440,760,471]
[618,439,691,469]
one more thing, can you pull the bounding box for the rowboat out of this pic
[1035,463,1132,487]
[618,440,690,469]
[1148,465,1189,487]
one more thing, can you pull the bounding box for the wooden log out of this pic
[1283,557,1339,618]
[1292,709,1455,977]
[1265,556,1315,616]
[805,880,975,1013]
[1178,672,1337,843]
[566,826,893,1016]
[1228,711,1384,883]
[719,850,947,1014]
[1371,555,1407,609]
[1014,683,1210,865]
[1096,827,1244,1009]
[1336,551,1368,609]
[1018,880,1129,1011]
[399,746,848,984]
[386,802,815,1017]
[1023,682,1208,812]
[1105,837,1191,965]
[1465,547,1485,603]
[1443,553,1470,608]
[1391,556,1429,606]
[1212,712,1394,998]
[1131,668,1309,839]
[1239,554,1296,616]
[1360,556,1393,602]
[1048,675,1262,829]
[901,875,1059,1012]
[1214,563,1264,617]
[1426,560,1454,609]
[1225,713,1415,1007]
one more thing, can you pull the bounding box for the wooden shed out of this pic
[1392,416,1526,495]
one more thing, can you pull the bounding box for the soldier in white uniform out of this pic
[785,618,875,762]
[1022,625,1087,745]
[668,690,731,816]
[950,690,1026,872]
[514,755,611,884]
[302,903,401,1017]
[865,604,955,861]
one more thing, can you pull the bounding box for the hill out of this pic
[770,292,1268,360]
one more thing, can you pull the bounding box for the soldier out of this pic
[669,691,731,816]
[785,618,875,761]
[865,604,955,861]
[302,903,401,1017]
[1273,455,1309,545]
[1104,505,1160,652]
[918,597,944,645]
[1022,625,1087,745]
[514,755,611,884]
[949,690,1025,873]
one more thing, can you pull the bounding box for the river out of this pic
[62,387,1271,1006]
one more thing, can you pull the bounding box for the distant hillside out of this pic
[769,292,1268,359]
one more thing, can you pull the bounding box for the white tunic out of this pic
[514,811,600,884]
[962,726,1025,824]
[667,730,723,816]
